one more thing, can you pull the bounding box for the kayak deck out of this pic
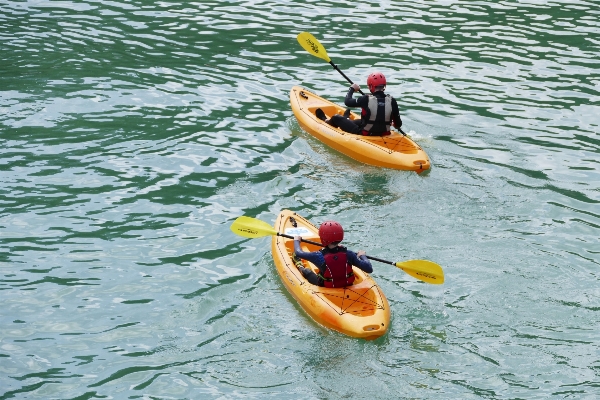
[271,210,390,340]
[290,86,431,173]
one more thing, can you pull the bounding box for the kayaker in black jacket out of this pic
[292,220,372,287]
[316,71,402,136]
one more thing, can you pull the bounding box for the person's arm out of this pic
[294,237,325,268]
[344,85,362,107]
[347,250,373,273]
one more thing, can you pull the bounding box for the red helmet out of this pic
[367,71,387,93]
[318,220,344,246]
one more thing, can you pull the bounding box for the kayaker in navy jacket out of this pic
[316,71,402,136]
[293,220,373,287]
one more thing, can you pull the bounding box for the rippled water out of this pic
[1,0,599,398]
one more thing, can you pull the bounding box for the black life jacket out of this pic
[319,246,355,288]
[363,94,392,135]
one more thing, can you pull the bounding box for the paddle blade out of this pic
[230,216,277,239]
[395,260,445,285]
[297,32,330,62]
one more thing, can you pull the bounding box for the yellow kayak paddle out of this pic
[296,31,407,135]
[230,216,444,285]
[296,31,366,95]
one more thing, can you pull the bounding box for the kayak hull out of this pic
[271,209,390,340]
[290,86,431,173]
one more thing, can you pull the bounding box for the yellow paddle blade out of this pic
[230,216,277,239]
[297,32,331,62]
[395,260,445,285]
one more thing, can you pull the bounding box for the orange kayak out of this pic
[290,86,431,173]
[271,209,390,340]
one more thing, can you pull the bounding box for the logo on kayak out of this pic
[285,227,312,236]
[320,125,338,138]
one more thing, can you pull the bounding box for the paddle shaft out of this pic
[232,214,443,284]
[328,61,365,96]
[279,232,396,266]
